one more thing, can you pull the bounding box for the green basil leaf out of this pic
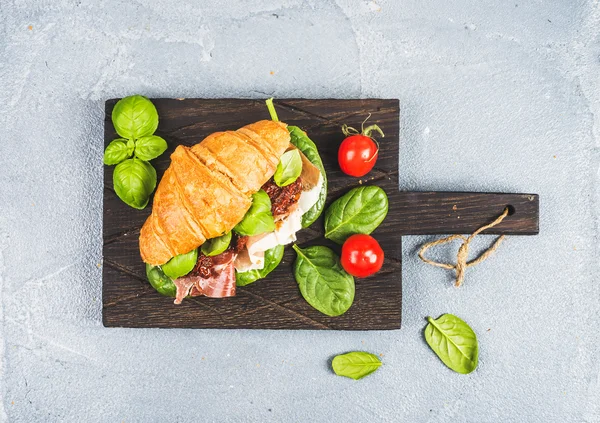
[103,138,131,165]
[324,186,389,244]
[234,190,275,236]
[145,264,177,297]
[274,149,302,187]
[126,138,135,156]
[292,244,354,316]
[111,95,159,139]
[201,232,232,257]
[288,126,327,228]
[112,158,157,209]
[424,314,479,374]
[135,135,168,161]
[332,352,382,380]
[161,248,198,280]
[236,245,285,286]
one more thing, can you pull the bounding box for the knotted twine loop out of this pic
[418,207,510,287]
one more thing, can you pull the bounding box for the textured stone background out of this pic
[1,1,598,422]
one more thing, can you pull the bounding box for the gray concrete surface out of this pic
[1,1,598,422]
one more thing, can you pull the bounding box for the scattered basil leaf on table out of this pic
[236,245,285,286]
[424,314,479,374]
[113,158,157,209]
[234,190,275,236]
[161,248,198,280]
[274,149,302,187]
[292,245,354,316]
[111,95,159,139]
[324,185,389,244]
[201,232,232,257]
[332,352,382,380]
[145,264,177,297]
[134,135,168,161]
[288,126,327,228]
[103,139,131,165]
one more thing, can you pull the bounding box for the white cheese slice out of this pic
[234,174,324,272]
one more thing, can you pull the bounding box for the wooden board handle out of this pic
[388,191,539,235]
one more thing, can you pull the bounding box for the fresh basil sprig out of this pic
[274,149,302,187]
[201,232,232,257]
[104,95,168,209]
[324,185,389,244]
[424,314,479,374]
[236,245,285,286]
[332,352,382,380]
[292,244,355,316]
[234,190,276,236]
[161,248,198,280]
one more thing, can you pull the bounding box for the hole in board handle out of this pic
[506,205,516,216]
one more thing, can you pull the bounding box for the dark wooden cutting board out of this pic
[102,98,539,330]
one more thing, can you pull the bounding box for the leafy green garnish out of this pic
[161,249,198,280]
[201,232,232,257]
[234,190,275,236]
[134,135,168,161]
[324,186,388,244]
[111,95,159,139]
[332,352,382,380]
[145,264,177,297]
[288,126,327,228]
[274,149,302,187]
[113,158,157,209]
[292,244,354,316]
[424,314,479,374]
[236,245,285,286]
[103,138,131,165]
[105,95,168,209]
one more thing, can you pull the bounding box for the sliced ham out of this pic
[173,247,238,303]
[190,260,236,298]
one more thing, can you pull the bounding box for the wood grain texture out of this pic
[102,98,538,330]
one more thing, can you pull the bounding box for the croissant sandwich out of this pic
[140,120,325,304]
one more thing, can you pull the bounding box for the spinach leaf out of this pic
[111,95,159,139]
[274,149,302,187]
[161,248,198,280]
[234,190,275,236]
[424,314,479,374]
[145,264,177,297]
[103,138,131,165]
[236,245,285,286]
[324,186,388,244]
[289,126,327,228]
[113,158,157,209]
[332,352,382,380]
[201,232,232,257]
[135,135,168,161]
[292,244,354,316]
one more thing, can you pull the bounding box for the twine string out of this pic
[418,207,510,287]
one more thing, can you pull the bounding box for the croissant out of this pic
[139,120,291,265]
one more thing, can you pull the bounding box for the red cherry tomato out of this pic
[340,234,384,278]
[338,135,378,177]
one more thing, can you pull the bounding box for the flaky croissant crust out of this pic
[139,120,291,265]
